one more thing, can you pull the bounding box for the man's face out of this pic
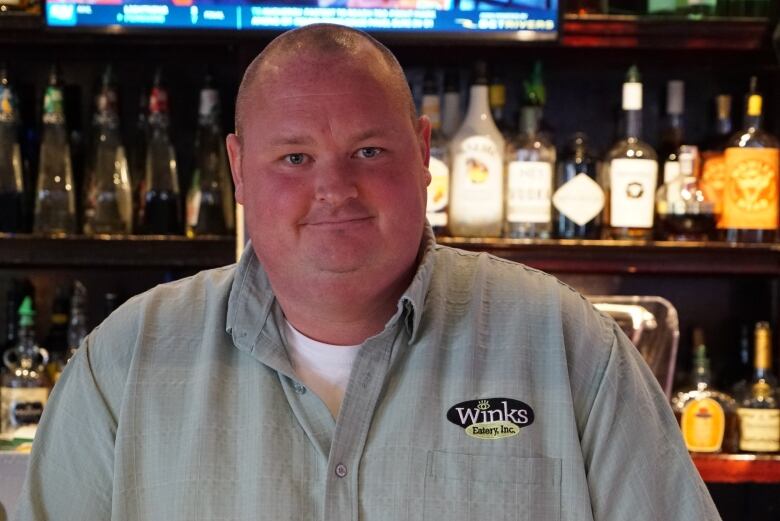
[228,52,431,295]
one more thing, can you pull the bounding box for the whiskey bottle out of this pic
[83,65,133,235]
[736,322,780,453]
[553,133,604,239]
[722,77,779,243]
[441,69,462,139]
[33,65,76,236]
[448,62,505,238]
[139,68,182,235]
[602,66,659,240]
[671,328,738,453]
[505,106,555,238]
[0,64,24,233]
[700,94,732,230]
[655,145,717,241]
[420,70,450,236]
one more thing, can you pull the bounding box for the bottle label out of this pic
[722,147,779,230]
[199,88,220,119]
[737,407,780,452]
[0,386,49,435]
[506,161,552,224]
[681,397,725,452]
[186,187,202,228]
[663,160,680,185]
[149,87,169,115]
[609,158,658,229]
[553,173,605,226]
[42,86,64,124]
[451,136,503,227]
[701,151,726,226]
[622,82,642,111]
[0,84,16,122]
[426,155,449,227]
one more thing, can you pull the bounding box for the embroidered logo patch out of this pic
[446,398,534,440]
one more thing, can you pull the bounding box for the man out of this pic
[16,24,720,520]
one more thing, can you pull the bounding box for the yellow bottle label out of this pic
[722,147,779,230]
[701,152,726,226]
[681,398,725,452]
[738,407,780,452]
[747,95,762,117]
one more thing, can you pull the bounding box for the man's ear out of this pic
[226,133,244,205]
[418,115,433,187]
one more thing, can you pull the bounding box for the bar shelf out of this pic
[693,454,780,484]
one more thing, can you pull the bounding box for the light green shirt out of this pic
[16,228,720,520]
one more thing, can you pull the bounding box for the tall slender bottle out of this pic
[0,65,24,233]
[139,69,181,235]
[83,66,132,235]
[735,322,780,453]
[448,62,505,238]
[722,77,779,243]
[659,80,685,189]
[489,73,511,138]
[33,66,76,236]
[131,90,148,232]
[553,133,604,239]
[420,70,450,236]
[701,94,732,230]
[441,69,462,139]
[1,297,50,441]
[66,281,88,360]
[602,66,659,240]
[186,72,233,237]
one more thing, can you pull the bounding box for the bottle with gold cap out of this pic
[735,322,780,453]
[722,77,780,243]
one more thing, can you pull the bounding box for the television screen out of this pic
[45,0,559,40]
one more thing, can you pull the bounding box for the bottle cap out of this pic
[622,66,642,111]
[18,296,35,328]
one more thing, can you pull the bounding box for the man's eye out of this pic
[284,153,307,165]
[356,147,382,159]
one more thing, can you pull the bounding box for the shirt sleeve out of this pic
[14,330,115,520]
[579,320,722,521]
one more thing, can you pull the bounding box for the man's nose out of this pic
[314,159,359,205]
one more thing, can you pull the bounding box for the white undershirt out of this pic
[284,320,361,419]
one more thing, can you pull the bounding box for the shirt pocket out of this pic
[423,451,561,521]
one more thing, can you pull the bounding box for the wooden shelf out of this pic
[693,453,780,484]
[438,237,780,276]
[0,234,236,269]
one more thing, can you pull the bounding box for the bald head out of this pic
[234,24,416,140]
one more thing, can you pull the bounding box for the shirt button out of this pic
[293,383,306,394]
[335,463,348,478]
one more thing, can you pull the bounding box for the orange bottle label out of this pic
[681,397,725,452]
[722,147,779,230]
[701,151,726,227]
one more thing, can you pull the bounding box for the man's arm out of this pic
[580,321,721,520]
[14,331,116,520]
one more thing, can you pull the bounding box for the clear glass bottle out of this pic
[601,66,659,240]
[139,68,181,235]
[0,64,24,233]
[448,62,505,238]
[553,133,604,239]
[700,94,732,231]
[505,106,555,238]
[1,296,50,441]
[671,327,738,453]
[722,77,779,244]
[441,69,462,140]
[186,72,233,237]
[735,322,780,453]
[655,145,717,241]
[83,66,133,235]
[420,70,450,237]
[33,65,76,236]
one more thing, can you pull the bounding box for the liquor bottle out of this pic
[448,62,505,238]
[671,328,738,453]
[553,133,604,239]
[83,66,133,235]
[601,66,659,240]
[43,285,70,384]
[0,296,50,442]
[66,281,88,360]
[186,73,233,237]
[441,69,462,139]
[0,64,24,234]
[674,0,716,16]
[139,69,182,235]
[131,90,148,232]
[505,106,555,238]
[659,80,685,189]
[33,65,76,236]
[489,73,511,138]
[722,77,779,243]
[735,322,780,453]
[3,279,32,353]
[700,94,732,229]
[731,324,753,395]
[0,0,41,14]
[420,70,450,236]
[655,145,717,241]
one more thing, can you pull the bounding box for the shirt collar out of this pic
[225,223,437,352]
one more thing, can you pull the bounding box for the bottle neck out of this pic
[744,114,762,131]
[464,85,492,124]
[716,117,732,137]
[625,110,643,139]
